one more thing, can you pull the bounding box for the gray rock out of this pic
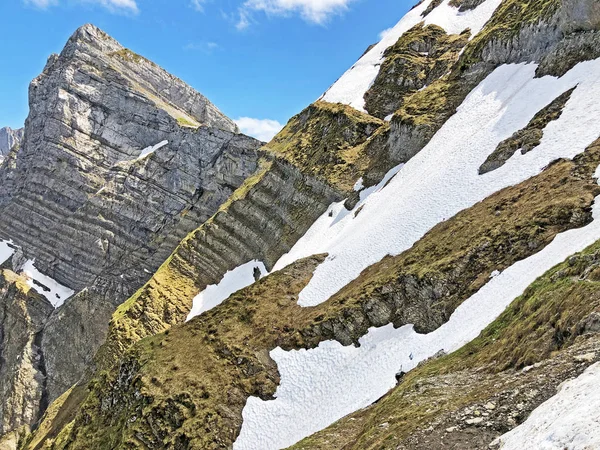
[0,271,54,436]
[0,128,23,157]
[0,23,262,434]
[465,417,484,425]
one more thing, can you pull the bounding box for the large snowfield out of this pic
[233,57,600,449]
[495,362,600,449]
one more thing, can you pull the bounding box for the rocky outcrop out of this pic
[94,156,342,372]
[266,102,384,193]
[364,24,469,120]
[0,271,54,439]
[479,87,575,174]
[0,24,262,438]
[0,128,23,158]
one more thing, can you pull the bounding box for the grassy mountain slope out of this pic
[24,137,600,449]
[292,242,600,450]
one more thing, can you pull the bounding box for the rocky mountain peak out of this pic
[40,23,238,133]
[0,23,262,438]
[0,23,259,297]
[65,23,121,53]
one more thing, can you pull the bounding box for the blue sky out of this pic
[0,0,414,139]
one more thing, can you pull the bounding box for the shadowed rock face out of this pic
[0,127,23,157]
[0,24,262,436]
[0,271,54,439]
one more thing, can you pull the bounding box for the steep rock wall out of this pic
[0,271,54,439]
[0,24,262,438]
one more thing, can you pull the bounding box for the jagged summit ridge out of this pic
[47,23,238,133]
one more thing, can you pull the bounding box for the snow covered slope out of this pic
[236,194,600,449]
[320,0,502,111]
[495,362,600,450]
[234,58,600,449]
[298,60,600,307]
[187,261,267,320]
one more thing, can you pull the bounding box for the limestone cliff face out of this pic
[0,24,258,296]
[0,128,23,158]
[0,271,54,439]
[0,24,262,438]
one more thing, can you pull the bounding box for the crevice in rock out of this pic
[32,328,49,431]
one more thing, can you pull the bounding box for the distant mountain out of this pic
[0,126,23,156]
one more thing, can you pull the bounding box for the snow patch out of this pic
[273,163,404,273]
[320,0,502,111]
[187,260,267,321]
[353,177,364,191]
[0,240,15,265]
[138,140,168,160]
[21,260,74,307]
[494,362,600,450]
[235,185,600,450]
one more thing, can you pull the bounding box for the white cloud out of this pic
[24,0,138,13]
[92,0,138,13]
[237,0,356,28]
[235,117,284,143]
[191,0,207,12]
[184,41,220,54]
[24,0,57,7]
[236,9,252,30]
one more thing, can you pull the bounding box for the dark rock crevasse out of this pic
[0,271,54,439]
